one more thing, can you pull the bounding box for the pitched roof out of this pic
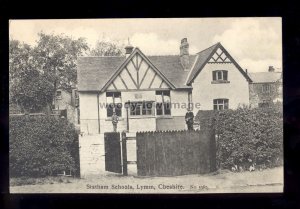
[77,52,196,91]
[148,55,196,89]
[77,56,125,91]
[186,42,252,84]
[249,72,282,83]
[77,43,251,92]
[186,43,219,84]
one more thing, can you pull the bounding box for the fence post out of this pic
[121,131,128,176]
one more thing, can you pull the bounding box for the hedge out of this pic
[9,115,80,177]
[197,104,283,170]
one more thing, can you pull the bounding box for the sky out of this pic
[9,18,282,73]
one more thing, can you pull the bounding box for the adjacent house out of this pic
[249,66,282,108]
[53,88,80,126]
[77,38,252,134]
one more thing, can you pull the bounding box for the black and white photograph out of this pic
[9,18,283,193]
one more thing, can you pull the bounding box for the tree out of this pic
[89,40,124,56]
[33,32,89,91]
[9,40,53,112]
[9,33,89,112]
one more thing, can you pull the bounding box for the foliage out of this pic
[9,33,89,112]
[89,40,124,56]
[9,40,53,112]
[33,33,89,90]
[9,116,79,177]
[197,105,283,170]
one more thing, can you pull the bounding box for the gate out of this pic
[104,130,216,176]
[104,132,122,173]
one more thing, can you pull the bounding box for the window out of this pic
[156,90,171,115]
[262,84,271,93]
[130,101,153,116]
[56,91,62,99]
[106,92,122,117]
[259,100,271,108]
[213,99,229,110]
[212,70,228,82]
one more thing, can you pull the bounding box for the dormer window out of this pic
[212,70,229,83]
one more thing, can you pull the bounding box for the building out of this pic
[249,66,282,108]
[77,38,252,134]
[53,88,80,126]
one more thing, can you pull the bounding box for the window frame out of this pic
[212,70,229,83]
[213,98,229,110]
[156,90,171,116]
[261,84,271,93]
[129,101,154,117]
[106,92,122,117]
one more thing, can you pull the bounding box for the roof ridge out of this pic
[78,56,125,58]
[196,42,220,55]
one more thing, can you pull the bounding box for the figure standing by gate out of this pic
[112,109,119,132]
[185,108,194,130]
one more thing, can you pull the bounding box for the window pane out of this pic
[156,94,163,103]
[217,71,222,80]
[219,105,223,110]
[164,103,171,115]
[163,91,170,96]
[136,103,141,115]
[113,92,121,98]
[147,102,153,115]
[156,102,163,115]
[106,92,113,97]
[223,71,228,81]
[212,71,216,81]
[163,95,171,103]
[106,96,113,104]
[213,104,218,110]
[107,104,114,117]
[130,103,136,115]
[156,91,162,95]
[224,100,229,109]
[115,103,122,117]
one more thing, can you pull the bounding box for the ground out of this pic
[10,166,283,193]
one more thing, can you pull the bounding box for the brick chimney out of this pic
[125,45,134,58]
[268,66,275,72]
[180,38,189,70]
[125,38,134,58]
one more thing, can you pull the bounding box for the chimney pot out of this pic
[180,38,189,70]
[125,45,134,58]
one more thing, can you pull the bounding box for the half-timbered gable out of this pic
[103,48,173,92]
[187,42,252,110]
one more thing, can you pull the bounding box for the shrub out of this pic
[9,115,79,177]
[197,105,283,170]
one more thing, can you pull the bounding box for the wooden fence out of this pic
[136,130,216,176]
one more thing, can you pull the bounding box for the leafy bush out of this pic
[197,105,283,170]
[9,115,80,177]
